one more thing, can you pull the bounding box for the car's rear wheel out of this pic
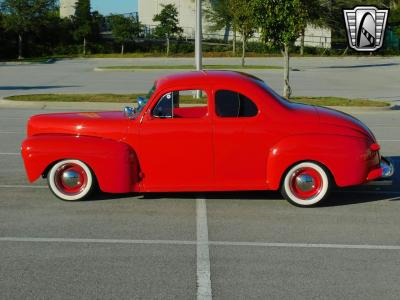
[281,162,331,207]
[47,159,94,201]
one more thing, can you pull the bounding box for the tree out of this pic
[0,12,6,57]
[72,0,91,55]
[252,0,306,98]
[388,2,400,39]
[0,0,56,59]
[298,0,328,55]
[152,4,183,56]
[231,0,257,66]
[110,14,141,55]
[205,0,236,54]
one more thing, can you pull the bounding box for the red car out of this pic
[21,71,393,207]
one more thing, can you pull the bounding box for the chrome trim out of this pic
[61,170,81,188]
[295,174,316,192]
[124,106,136,119]
[380,157,394,178]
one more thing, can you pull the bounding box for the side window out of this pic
[152,90,208,119]
[153,92,173,118]
[238,93,258,117]
[215,90,258,118]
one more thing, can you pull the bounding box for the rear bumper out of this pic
[367,156,394,181]
[380,156,394,178]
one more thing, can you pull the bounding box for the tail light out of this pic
[370,143,380,151]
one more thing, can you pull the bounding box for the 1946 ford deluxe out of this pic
[21,71,393,207]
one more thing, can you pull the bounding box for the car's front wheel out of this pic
[281,162,331,207]
[47,159,95,201]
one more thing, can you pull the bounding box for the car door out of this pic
[212,89,269,189]
[137,88,214,191]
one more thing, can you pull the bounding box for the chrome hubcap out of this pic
[61,170,81,188]
[295,174,316,192]
[289,166,323,201]
[54,163,88,196]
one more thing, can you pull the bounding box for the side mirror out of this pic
[124,106,136,118]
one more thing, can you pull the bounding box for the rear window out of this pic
[215,90,258,118]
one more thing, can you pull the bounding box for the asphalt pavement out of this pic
[0,105,400,300]
[0,57,399,101]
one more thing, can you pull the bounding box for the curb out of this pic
[93,67,283,72]
[0,59,57,66]
[327,105,392,113]
[93,67,194,72]
[0,99,131,110]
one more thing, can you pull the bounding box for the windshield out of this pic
[136,83,157,114]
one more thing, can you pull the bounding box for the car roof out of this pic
[155,70,264,91]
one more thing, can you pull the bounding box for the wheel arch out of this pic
[22,134,139,193]
[42,159,62,179]
[266,134,369,190]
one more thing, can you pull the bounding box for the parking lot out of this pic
[0,58,400,299]
[0,105,399,299]
[0,56,399,101]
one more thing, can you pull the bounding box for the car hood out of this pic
[315,106,376,141]
[27,111,130,140]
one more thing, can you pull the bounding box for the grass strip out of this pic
[5,94,390,107]
[291,97,390,107]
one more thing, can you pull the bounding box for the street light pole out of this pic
[195,0,202,71]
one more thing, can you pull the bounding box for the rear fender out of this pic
[266,134,375,190]
[21,135,139,193]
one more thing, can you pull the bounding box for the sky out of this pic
[91,0,138,15]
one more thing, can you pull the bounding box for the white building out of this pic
[139,0,212,38]
[138,0,331,48]
[295,25,331,49]
[60,0,78,18]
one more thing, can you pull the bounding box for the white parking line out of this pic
[0,117,26,120]
[210,241,400,250]
[338,190,400,196]
[196,198,212,300]
[0,152,19,156]
[0,185,47,189]
[0,131,21,134]
[1,237,400,250]
[0,237,196,245]
[379,140,400,142]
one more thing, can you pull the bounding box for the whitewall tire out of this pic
[47,159,94,201]
[281,162,331,207]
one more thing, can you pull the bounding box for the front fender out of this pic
[266,134,378,190]
[21,135,139,193]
